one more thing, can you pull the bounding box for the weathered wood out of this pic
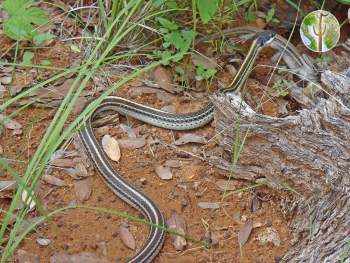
[210,66,350,263]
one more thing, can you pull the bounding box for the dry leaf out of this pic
[102,134,121,162]
[155,165,173,180]
[166,210,187,251]
[238,219,253,248]
[153,66,174,93]
[0,76,12,85]
[118,137,146,149]
[50,252,109,263]
[0,180,17,191]
[250,195,261,213]
[119,124,138,138]
[74,178,92,202]
[198,202,220,209]
[119,223,136,250]
[164,159,181,168]
[0,114,22,130]
[51,158,75,168]
[215,179,238,191]
[42,174,65,187]
[174,133,206,145]
[191,53,217,69]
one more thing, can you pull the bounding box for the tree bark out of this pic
[209,66,350,263]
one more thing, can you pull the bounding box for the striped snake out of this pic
[78,30,275,262]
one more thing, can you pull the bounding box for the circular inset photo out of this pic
[300,10,340,52]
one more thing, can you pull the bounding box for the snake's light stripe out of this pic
[78,30,275,263]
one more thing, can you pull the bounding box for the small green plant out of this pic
[195,64,217,81]
[3,0,54,43]
[272,79,290,97]
[263,5,278,23]
[154,17,194,64]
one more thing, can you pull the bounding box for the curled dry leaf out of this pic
[118,137,146,149]
[238,219,253,248]
[118,223,136,250]
[0,114,22,130]
[74,178,92,202]
[0,84,6,98]
[155,165,173,180]
[198,202,220,209]
[153,66,174,93]
[42,174,65,187]
[166,210,187,251]
[174,133,206,146]
[102,134,121,162]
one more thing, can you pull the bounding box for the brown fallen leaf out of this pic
[0,114,22,130]
[155,165,173,180]
[0,76,12,85]
[118,137,146,149]
[50,252,109,263]
[198,202,220,209]
[215,179,238,191]
[166,210,187,251]
[119,222,136,250]
[163,159,181,168]
[51,158,75,168]
[42,174,65,187]
[191,53,217,70]
[119,124,138,138]
[250,195,261,213]
[238,219,253,250]
[174,133,206,145]
[0,180,17,191]
[153,66,174,93]
[16,249,40,263]
[74,178,92,202]
[102,134,121,162]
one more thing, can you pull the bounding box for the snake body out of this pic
[78,30,276,262]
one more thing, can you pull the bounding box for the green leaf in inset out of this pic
[336,0,350,4]
[3,18,34,40]
[22,51,34,65]
[196,0,219,24]
[33,33,54,46]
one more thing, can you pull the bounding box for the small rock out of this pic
[155,165,173,180]
[198,202,220,209]
[36,238,51,246]
[16,249,39,263]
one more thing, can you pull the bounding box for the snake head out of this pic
[255,30,276,47]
